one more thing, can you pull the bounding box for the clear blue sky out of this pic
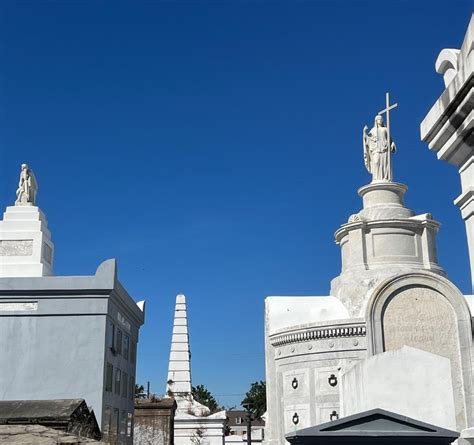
[0,1,472,408]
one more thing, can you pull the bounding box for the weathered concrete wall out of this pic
[0,301,107,422]
[134,399,176,445]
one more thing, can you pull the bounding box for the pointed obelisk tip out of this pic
[176,294,186,304]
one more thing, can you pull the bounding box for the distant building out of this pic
[225,411,265,444]
[0,168,145,445]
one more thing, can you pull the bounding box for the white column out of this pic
[420,14,474,289]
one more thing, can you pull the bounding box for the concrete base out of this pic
[174,411,227,445]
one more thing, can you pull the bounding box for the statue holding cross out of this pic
[363,93,398,182]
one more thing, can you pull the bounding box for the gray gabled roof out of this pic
[0,399,86,420]
[285,409,459,445]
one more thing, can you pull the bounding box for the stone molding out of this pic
[270,324,366,347]
[335,217,440,244]
[455,187,474,221]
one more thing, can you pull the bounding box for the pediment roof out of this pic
[285,409,458,445]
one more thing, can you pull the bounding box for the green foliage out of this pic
[241,381,266,418]
[192,384,223,414]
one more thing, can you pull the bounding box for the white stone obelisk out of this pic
[166,294,193,397]
[165,294,227,445]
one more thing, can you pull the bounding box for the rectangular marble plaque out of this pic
[0,302,38,311]
[372,232,417,257]
[0,240,33,256]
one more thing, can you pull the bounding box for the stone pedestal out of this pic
[0,206,54,277]
[134,398,177,445]
[331,181,444,317]
[358,182,413,220]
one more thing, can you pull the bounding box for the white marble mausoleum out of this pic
[264,14,474,445]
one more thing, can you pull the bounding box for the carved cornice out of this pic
[270,324,366,347]
[335,218,440,244]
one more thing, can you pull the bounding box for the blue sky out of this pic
[0,1,472,408]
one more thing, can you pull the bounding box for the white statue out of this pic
[15,164,38,206]
[363,115,396,182]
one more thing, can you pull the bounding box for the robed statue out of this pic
[15,164,38,206]
[363,115,396,182]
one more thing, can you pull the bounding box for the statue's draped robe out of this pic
[15,169,37,205]
[366,125,393,181]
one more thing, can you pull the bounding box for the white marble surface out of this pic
[265,296,349,335]
[365,271,472,430]
[420,14,474,289]
[0,205,54,277]
[340,346,456,431]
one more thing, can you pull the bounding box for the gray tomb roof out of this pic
[285,408,459,445]
[0,424,100,444]
[0,399,101,441]
[0,399,87,420]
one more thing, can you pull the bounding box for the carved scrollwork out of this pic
[348,214,362,223]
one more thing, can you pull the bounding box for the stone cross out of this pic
[363,93,398,182]
[378,92,398,178]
